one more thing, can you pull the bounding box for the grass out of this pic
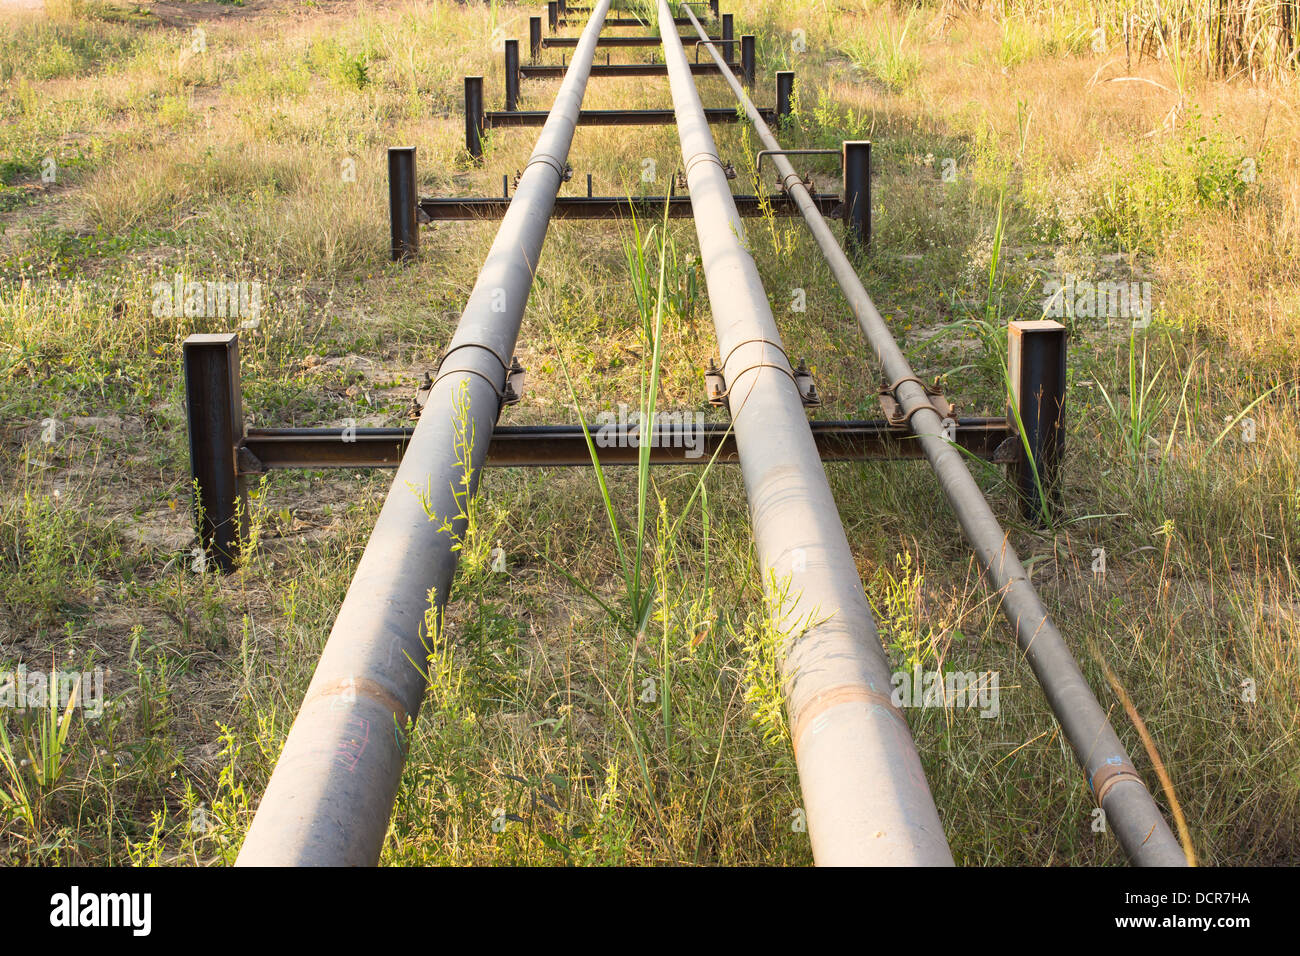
[952,0,1300,79]
[0,0,1297,866]
[1096,329,1172,472]
[840,8,921,89]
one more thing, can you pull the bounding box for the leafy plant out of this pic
[1088,114,1255,251]
[0,663,81,834]
[0,719,38,832]
[24,669,80,789]
[622,220,700,326]
[868,551,932,673]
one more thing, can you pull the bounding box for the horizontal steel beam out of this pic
[238,420,1014,471]
[564,0,715,10]
[418,193,840,221]
[558,16,695,25]
[521,61,733,77]
[543,35,720,47]
[485,107,774,126]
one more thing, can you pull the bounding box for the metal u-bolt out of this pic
[842,139,870,253]
[529,16,542,62]
[465,76,484,160]
[741,34,755,87]
[388,146,418,261]
[721,13,734,62]
[504,39,520,111]
[776,70,794,124]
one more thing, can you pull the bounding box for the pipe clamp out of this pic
[683,150,727,180]
[524,151,569,180]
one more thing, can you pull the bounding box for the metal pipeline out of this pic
[657,0,954,866]
[235,0,614,866]
[680,3,1186,866]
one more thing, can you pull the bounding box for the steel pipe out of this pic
[680,2,1187,866]
[657,0,954,867]
[235,0,615,866]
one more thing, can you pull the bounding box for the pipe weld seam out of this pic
[789,683,907,752]
[1090,760,1145,806]
[306,677,411,731]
